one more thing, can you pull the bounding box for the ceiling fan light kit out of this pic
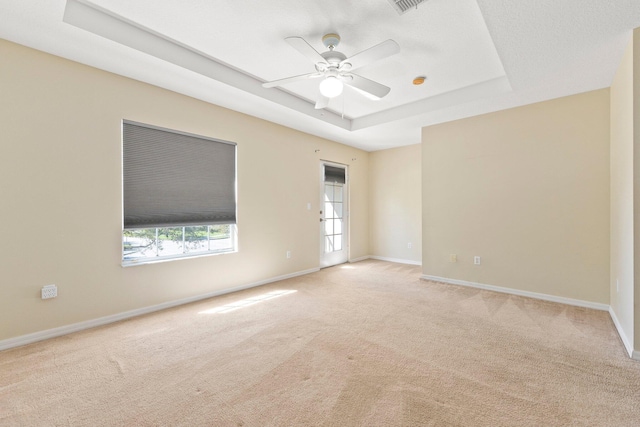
[262,33,400,109]
[319,76,344,98]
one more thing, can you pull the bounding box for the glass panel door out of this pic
[320,164,348,268]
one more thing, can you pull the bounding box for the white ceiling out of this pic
[1,0,639,151]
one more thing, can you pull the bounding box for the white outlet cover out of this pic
[42,284,57,299]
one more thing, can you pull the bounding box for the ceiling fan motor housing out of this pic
[321,50,346,65]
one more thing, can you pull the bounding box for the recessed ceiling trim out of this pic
[352,76,512,130]
[62,0,351,130]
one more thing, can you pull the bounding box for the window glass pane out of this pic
[209,224,232,252]
[157,227,184,257]
[123,229,157,260]
[122,225,236,264]
[185,226,208,254]
[334,186,343,202]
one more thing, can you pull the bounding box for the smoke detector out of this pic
[387,0,429,15]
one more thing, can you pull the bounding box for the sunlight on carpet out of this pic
[198,289,297,314]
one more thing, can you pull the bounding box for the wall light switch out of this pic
[474,256,481,265]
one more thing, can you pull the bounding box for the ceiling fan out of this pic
[262,33,400,109]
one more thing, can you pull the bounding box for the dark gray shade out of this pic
[123,121,236,229]
[324,165,346,184]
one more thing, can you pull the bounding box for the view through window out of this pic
[123,225,236,262]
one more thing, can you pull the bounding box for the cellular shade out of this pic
[123,121,236,229]
[324,165,346,184]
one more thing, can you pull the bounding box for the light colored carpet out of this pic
[1,260,639,426]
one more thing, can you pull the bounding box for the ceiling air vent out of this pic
[387,0,429,15]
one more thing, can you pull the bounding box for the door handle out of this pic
[320,218,324,222]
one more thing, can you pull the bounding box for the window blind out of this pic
[324,165,346,184]
[123,121,236,229]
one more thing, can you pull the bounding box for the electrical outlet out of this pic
[617,279,619,293]
[449,254,457,263]
[286,250,291,259]
[474,256,481,265]
[408,242,412,249]
[42,284,57,299]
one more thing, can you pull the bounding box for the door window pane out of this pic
[324,219,333,236]
[334,218,343,235]
[334,234,342,251]
[334,186,343,202]
[324,184,333,201]
[325,202,334,219]
[325,236,334,253]
[332,202,343,219]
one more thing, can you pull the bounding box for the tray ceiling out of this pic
[1,0,639,150]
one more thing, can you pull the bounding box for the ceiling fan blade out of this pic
[285,37,327,66]
[315,94,330,110]
[344,73,391,99]
[340,39,400,71]
[262,72,323,88]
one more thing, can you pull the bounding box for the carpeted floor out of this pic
[1,260,639,426]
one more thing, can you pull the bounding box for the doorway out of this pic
[320,162,348,268]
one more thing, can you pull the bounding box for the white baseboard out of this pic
[608,307,634,358]
[369,256,422,266]
[421,274,609,311]
[349,256,370,263]
[633,351,640,361]
[0,267,319,352]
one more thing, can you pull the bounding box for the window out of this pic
[122,121,237,264]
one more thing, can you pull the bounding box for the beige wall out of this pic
[610,34,635,352]
[0,40,369,341]
[422,90,610,304]
[369,144,422,264]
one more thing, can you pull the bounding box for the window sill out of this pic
[121,249,237,267]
